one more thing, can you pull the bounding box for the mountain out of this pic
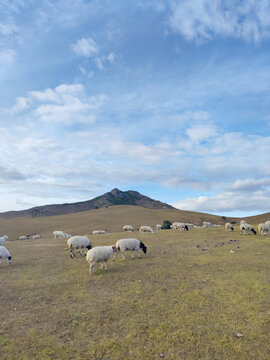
[0,188,175,218]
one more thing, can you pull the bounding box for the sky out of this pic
[1,0,270,217]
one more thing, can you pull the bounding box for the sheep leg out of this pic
[104,262,108,271]
[79,248,83,256]
[89,262,95,276]
[100,262,104,270]
[137,249,141,258]
[131,250,134,259]
[121,251,126,260]
[112,252,116,261]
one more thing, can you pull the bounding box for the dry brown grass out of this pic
[1,223,270,359]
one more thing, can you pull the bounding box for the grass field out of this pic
[1,226,270,359]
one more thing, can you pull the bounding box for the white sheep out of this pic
[0,246,12,264]
[19,235,29,240]
[240,223,256,235]
[156,224,162,230]
[86,246,117,275]
[225,223,234,232]
[258,223,270,236]
[265,220,270,227]
[171,222,188,231]
[0,235,8,246]
[113,238,147,261]
[67,236,92,258]
[139,226,154,234]
[53,231,67,239]
[123,225,134,232]
[92,230,107,235]
[202,221,213,228]
[33,235,41,239]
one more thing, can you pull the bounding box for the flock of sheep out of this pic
[1,218,270,273]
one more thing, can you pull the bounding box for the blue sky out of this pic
[1,0,270,216]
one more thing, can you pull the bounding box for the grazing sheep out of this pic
[92,230,107,235]
[19,235,29,240]
[240,223,256,235]
[225,223,234,232]
[139,226,154,234]
[123,225,134,232]
[0,235,8,246]
[33,235,41,239]
[0,246,11,264]
[67,236,92,258]
[202,221,213,228]
[86,246,117,275]
[258,223,270,236]
[171,222,188,231]
[53,231,67,239]
[156,224,162,230]
[113,238,147,260]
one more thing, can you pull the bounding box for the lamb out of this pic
[240,223,256,235]
[92,230,107,235]
[225,223,234,232]
[113,238,147,260]
[86,246,117,275]
[139,226,154,234]
[67,236,92,258]
[33,235,41,239]
[123,225,134,232]
[258,223,270,236]
[156,224,162,230]
[0,246,12,264]
[0,235,8,246]
[53,231,67,239]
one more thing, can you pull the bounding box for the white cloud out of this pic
[107,52,115,63]
[168,0,270,43]
[0,49,17,65]
[71,37,99,57]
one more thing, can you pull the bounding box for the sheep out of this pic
[0,235,8,246]
[258,223,270,236]
[156,224,162,230]
[123,225,134,232]
[86,246,117,275]
[53,231,67,239]
[213,224,222,228]
[19,235,29,240]
[0,246,12,264]
[240,223,256,235]
[171,222,188,231]
[139,226,154,234]
[33,235,41,239]
[67,236,92,258]
[225,223,234,232]
[240,220,248,225]
[113,238,147,261]
[186,223,194,229]
[202,221,213,228]
[265,221,270,227]
[92,230,107,235]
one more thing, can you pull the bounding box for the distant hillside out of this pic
[0,188,174,218]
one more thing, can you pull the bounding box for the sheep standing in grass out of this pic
[258,223,270,236]
[225,223,234,232]
[19,235,29,240]
[265,221,270,227]
[33,235,41,239]
[92,230,107,235]
[240,223,256,235]
[0,246,12,264]
[67,236,92,258]
[113,238,147,261]
[0,235,8,246]
[86,246,117,275]
[53,231,67,239]
[123,225,134,232]
[139,226,154,234]
[203,221,213,228]
[156,224,162,230]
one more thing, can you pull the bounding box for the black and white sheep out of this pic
[113,238,147,260]
[86,246,117,275]
[0,246,12,264]
[67,236,92,258]
[123,225,134,232]
[225,223,234,232]
[240,223,256,235]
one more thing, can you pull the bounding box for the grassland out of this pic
[1,225,270,360]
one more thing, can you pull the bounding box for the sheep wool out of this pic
[0,246,11,264]
[113,238,147,261]
[0,235,8,246]
[67,236,92,258]
[86,246,117,275]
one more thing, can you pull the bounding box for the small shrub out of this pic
[162,220,172,229]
